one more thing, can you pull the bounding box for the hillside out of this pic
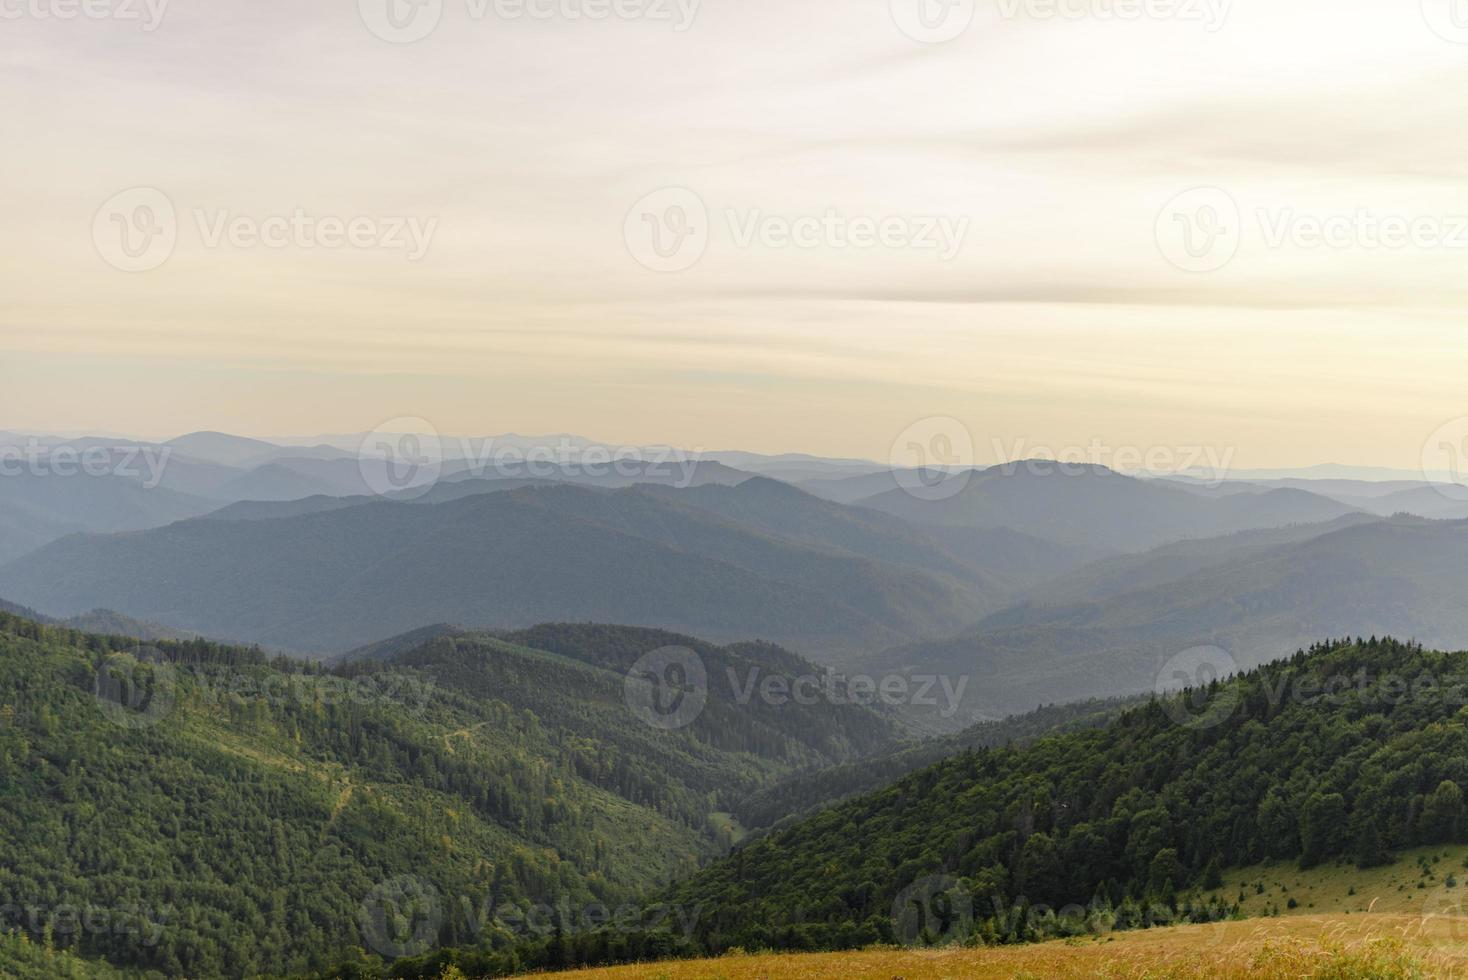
[524,916,1455,979]
[0,432,755,567]
[0,613,898,977]
[871,516,1468,717]
[732,694,1143,831]
[1021,513,1380,607]
[660,636,1468,954]
[525,844,1468,978]
[853,463,1359,552]
[0,472,215,565]
[0,484,998,658]
[644,478,1100,595]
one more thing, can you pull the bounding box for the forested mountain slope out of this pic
[0,485,996,658]
[871,517,1468,717]
[0,613,897,977]
[664,636,1468,953]
[731,694,1143,831]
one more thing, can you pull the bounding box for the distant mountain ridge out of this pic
[851,461,1362,552]
[0,482,1003,658]
[870,515,1468,718]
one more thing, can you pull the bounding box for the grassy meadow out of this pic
[533,914,1464,979]
[532,846,1468,979]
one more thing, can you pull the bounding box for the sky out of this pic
[3,0,1468,469]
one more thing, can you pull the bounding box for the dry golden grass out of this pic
[531,913,1468,979]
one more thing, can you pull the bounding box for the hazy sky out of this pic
[3,0,1468,467]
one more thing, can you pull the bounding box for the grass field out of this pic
[536,914,1467,978]
[533,847,1468,979]
[1204,843,1468,920]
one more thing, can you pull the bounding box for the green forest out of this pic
[0,613,894,978]
[8,603,1468,979]
[662,636,1468,952]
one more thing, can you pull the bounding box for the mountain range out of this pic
[0,482,1012,658]
[0,612,900,977]
[7,429,1468,721]
[871,514,1468,719]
